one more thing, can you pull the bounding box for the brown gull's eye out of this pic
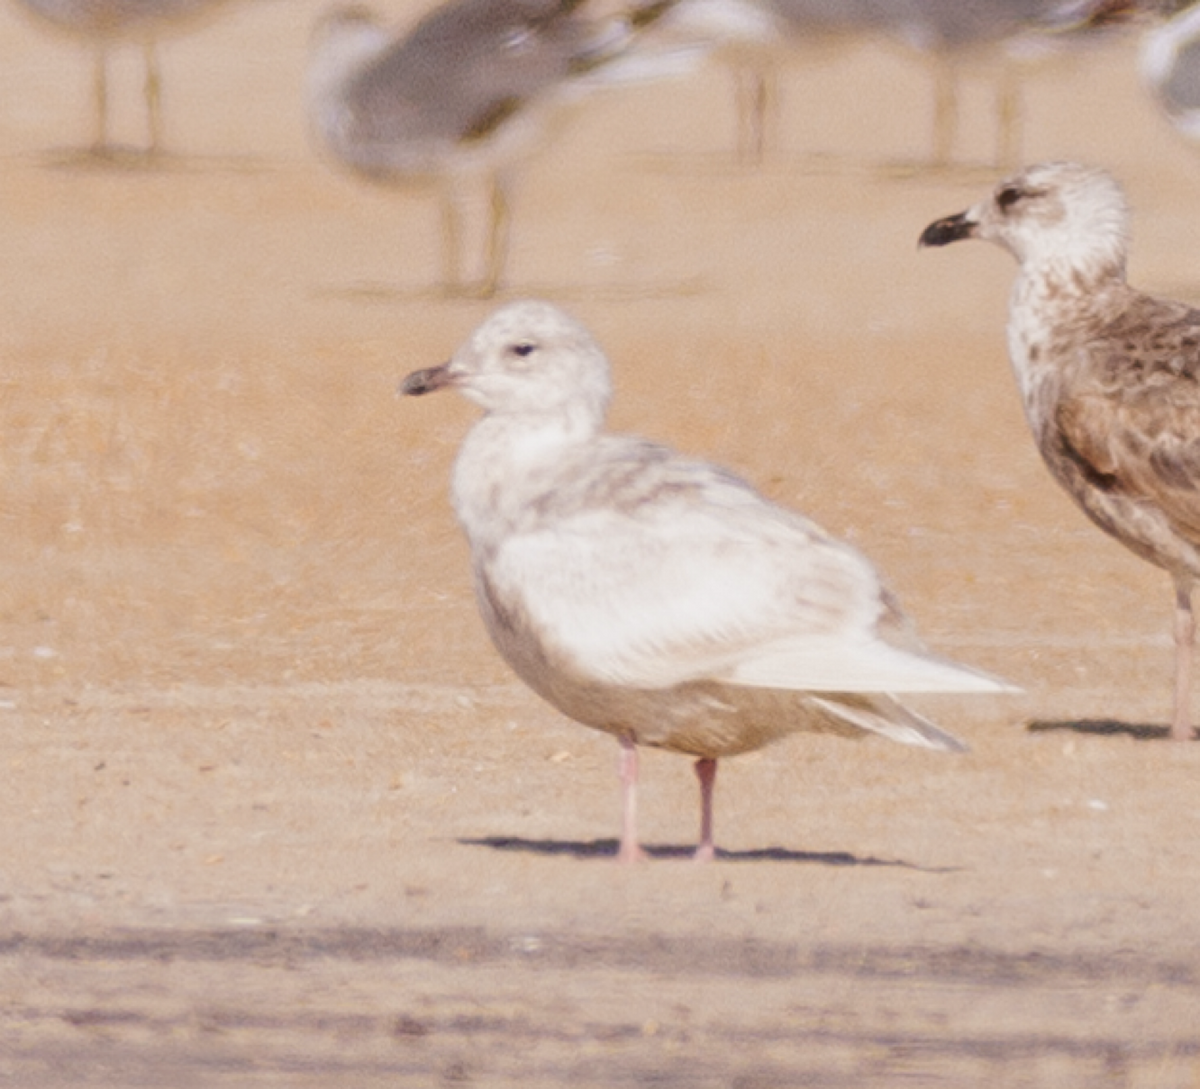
[996,185,1024,211]
[510,342,536,358]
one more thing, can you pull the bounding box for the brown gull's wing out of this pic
[1056,291,1200,543]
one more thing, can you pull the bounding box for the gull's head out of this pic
[401,300,613,426]
[919,161,1129,277]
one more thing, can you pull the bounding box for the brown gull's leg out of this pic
[438,183,464,296]
[617,736,646,864]
[91,45,110,155]
[144,41,164,156]
[734,63,771,166]
[930,55,957,170]
[993,61,1022,171]
[1172,578,1195,741]
[478,171,509,300]
[694,757,717,863]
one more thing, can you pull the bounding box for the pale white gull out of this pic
[920,160,1200,741]
[400,300,1014,861]
[13,0,245,159]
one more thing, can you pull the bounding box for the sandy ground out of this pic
[2,2,1200,1085]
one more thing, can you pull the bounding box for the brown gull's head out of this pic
[919,161,1130,278]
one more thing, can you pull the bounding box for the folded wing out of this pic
[484,452,1011,695]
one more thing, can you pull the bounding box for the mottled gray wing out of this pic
[860,0,1056,46]
[1058,293,1200,540]
[348,0,595,145]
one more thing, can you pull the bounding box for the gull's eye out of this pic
[996,185,1024,211]
[510,342,536,358]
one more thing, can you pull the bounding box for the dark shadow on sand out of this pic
[458,836,958,871]
[36,146,282,175]
[1027,719,1176,741]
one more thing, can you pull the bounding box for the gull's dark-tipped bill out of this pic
[399,364,454,397]
[919,211,976,248]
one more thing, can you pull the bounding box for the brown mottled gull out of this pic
[920,160,1200,741]
[400,300,1013,861]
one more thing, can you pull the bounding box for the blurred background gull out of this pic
[631,0,1178,169]
[10,0,262,160]
[1141,0,1200,142]
[306,0,702,298]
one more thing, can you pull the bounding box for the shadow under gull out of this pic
[1027,718,1174,741]
[459,835,960,871]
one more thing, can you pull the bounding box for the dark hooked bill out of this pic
[918,212,975,248]
[399,363,454,396]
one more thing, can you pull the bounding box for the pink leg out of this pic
[693,758,717,863]
[1172,580,1196,742]
[617,737,646,863]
